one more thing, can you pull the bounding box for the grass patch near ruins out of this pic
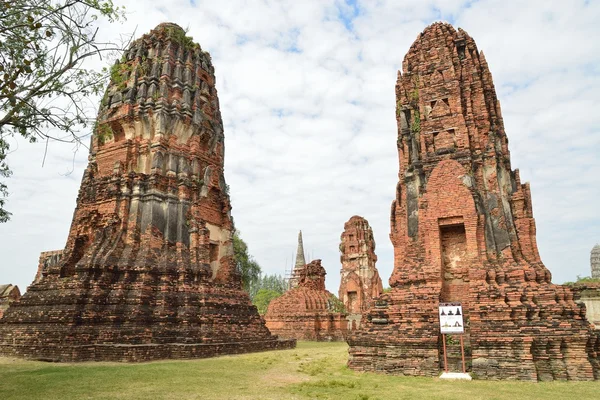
[0,342,598,399]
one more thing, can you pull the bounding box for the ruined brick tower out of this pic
[347,23,599,380]
[338,216,383,328]
[591,244,600,279]
[0,23,294,361]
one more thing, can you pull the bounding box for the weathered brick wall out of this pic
[0,23,295,361]
[347,22,599,381]
[265,260,347,341]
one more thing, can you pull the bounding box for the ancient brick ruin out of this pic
[0,23,294,361]
[571,283,600,330]
[571,244,600,328]
[265,260,347,341]
[591,244,600,279]
[0,285,20,319]
[338,216,383,329]
[35,250,64,284]
[347,23,599,380]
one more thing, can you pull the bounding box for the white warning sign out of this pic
[439,303,464,334]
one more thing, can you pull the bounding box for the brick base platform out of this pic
[0,339,296,362]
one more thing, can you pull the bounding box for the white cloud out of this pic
[1,0,598,295]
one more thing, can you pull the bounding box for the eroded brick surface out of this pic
[346,22,599,381]
[0,23,294,361]
[338,216,383,329]
[265,260,347,341]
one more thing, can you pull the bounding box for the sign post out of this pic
[442,332,448,373]
[439,302,465,374]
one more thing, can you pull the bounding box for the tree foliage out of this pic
[327,294,346,313]
[233,230,262,292]
[248,273,288,314]
[231,231,287,313]
[0,0,126,222]
[248,273,287,300]
[563,275,600,286]
[252,289,282,315]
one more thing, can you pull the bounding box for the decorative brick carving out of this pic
[338,216,383,329]
[0,23,294,361]
[347,22,599,381]
[265,260,347,341]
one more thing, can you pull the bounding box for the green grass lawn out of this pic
[0,342,598,400]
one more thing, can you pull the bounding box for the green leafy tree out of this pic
[233,230,262,292]
[248,273,287,299]
[247,273,287,313]
[253,289,282,315]
[563,275,600,286]
[0,0,126,222]
[327,294,346,313]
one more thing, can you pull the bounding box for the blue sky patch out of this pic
[337,0,361,32]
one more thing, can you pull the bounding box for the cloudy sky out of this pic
[1,0,599,294]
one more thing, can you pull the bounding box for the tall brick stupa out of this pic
[347,23,599,380]
[0,23,295,361]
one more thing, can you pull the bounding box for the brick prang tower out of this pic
[346,23,599,381]
[591,244,600,279]
[338,216,383,318]
[0,23,295,361]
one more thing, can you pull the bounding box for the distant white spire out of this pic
[289,230,306,289]
[294,230,306,269]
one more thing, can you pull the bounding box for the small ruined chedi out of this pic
[571,283,600,330]
[338,216,383,329]
[347,23,599,380]
[0,23,294,361]
[568,244,600,330]
[265,260,347,341]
